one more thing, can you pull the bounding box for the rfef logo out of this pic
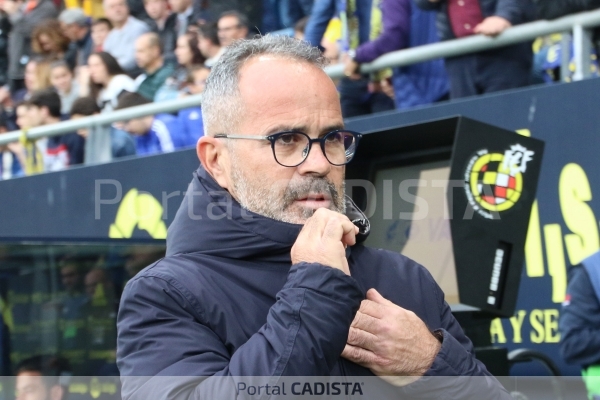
[464,144,535,219]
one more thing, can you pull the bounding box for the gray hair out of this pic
[201,35,328,136]
[58,8,88,26]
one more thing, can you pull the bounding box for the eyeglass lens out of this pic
[273,131,358,167]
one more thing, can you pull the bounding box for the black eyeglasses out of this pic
[214,130,362,167]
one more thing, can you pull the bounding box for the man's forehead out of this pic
[219,16,239,26]
[239,56,328,88]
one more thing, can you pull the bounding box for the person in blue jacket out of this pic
[342,0,449,109]
[114,92,186,155]
[116,35,510,399]
[303,0,396,118]
[560,250,600,399]
[177,106,204,146]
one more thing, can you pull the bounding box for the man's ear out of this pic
[50,385,64,400]
[197,136,230,189]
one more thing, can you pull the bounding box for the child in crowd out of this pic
[91,18,113,52]
[114,92,186,156]
[70,96,115,165]
[50,61,81,115]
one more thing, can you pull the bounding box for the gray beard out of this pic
[230,157,346,224]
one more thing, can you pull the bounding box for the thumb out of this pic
[366,288,395,306]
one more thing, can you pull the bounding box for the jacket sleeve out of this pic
[354,0,411,63]
[535,0,600,20]
[413,0,444,11]
[303,0,337,48]
[117,262,363,399]
[12,1,56,35]
[399,274,512,399]
[494,0,532,25]
[559,265,600,367]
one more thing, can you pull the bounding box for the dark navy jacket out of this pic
[117,166,510,399]
[560,251,600,368]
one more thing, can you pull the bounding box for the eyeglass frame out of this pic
[214,130,362,167]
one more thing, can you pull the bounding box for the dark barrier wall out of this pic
[348,78,600,376]
[1,78,599,375]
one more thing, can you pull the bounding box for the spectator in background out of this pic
[263,0,313,34]
[103,0,150,74]
[198,21,222,68]
[293,15,308,40]
[185,65,209,95]
[50,60,80,115]
[87,51,136,111]
[343,0,449,110]
[217,11,249,48]
[31,20,75,70]
[15,101,32,129]
[32,57,56,91]
[3,0,57,93]
[155,32,204,101]
[13,101,45,175]
[0,111,25,179]
[115,92,185,155]
[304,0,396,118]
[15,355,71,400]
[414,0,534,98]
[27,89,85,171]
[70,96,123,164]
[12,59,40,103]
[0,8,11,87]
[91,18,113,52]
[144,0,176,61]
[134,32,175,100]
[560,250,600,400]
[166,0,197,38]
[177,65,207,142]
[58,8,94,68]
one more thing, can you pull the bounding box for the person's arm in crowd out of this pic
[413,0,444,11]
[475,0,533,36]
[353,0,411,63]
[303,0,337,48]
[10,0,56,35]
[2,0,24,24]
[537,0,600,20]
[493,0,531,24]
[117,209,364,400]
[559,266,600,367]
[65,132,86,165]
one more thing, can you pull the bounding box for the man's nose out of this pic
[297,143,331,176]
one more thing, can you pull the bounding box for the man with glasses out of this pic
[217,10,250,48]
[117,35,510,399]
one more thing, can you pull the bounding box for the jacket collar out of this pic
[166,166,370,262]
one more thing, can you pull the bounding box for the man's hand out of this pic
[474,16,512,37]
[291,208,358,275]
[342,289,441,386]
[343,59,361,80]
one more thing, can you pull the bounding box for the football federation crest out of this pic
[464,144,535,219]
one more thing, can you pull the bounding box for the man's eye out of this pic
[277,134,299,145]
[325,133,343,143]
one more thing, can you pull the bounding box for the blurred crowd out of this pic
[0,0,599,180]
